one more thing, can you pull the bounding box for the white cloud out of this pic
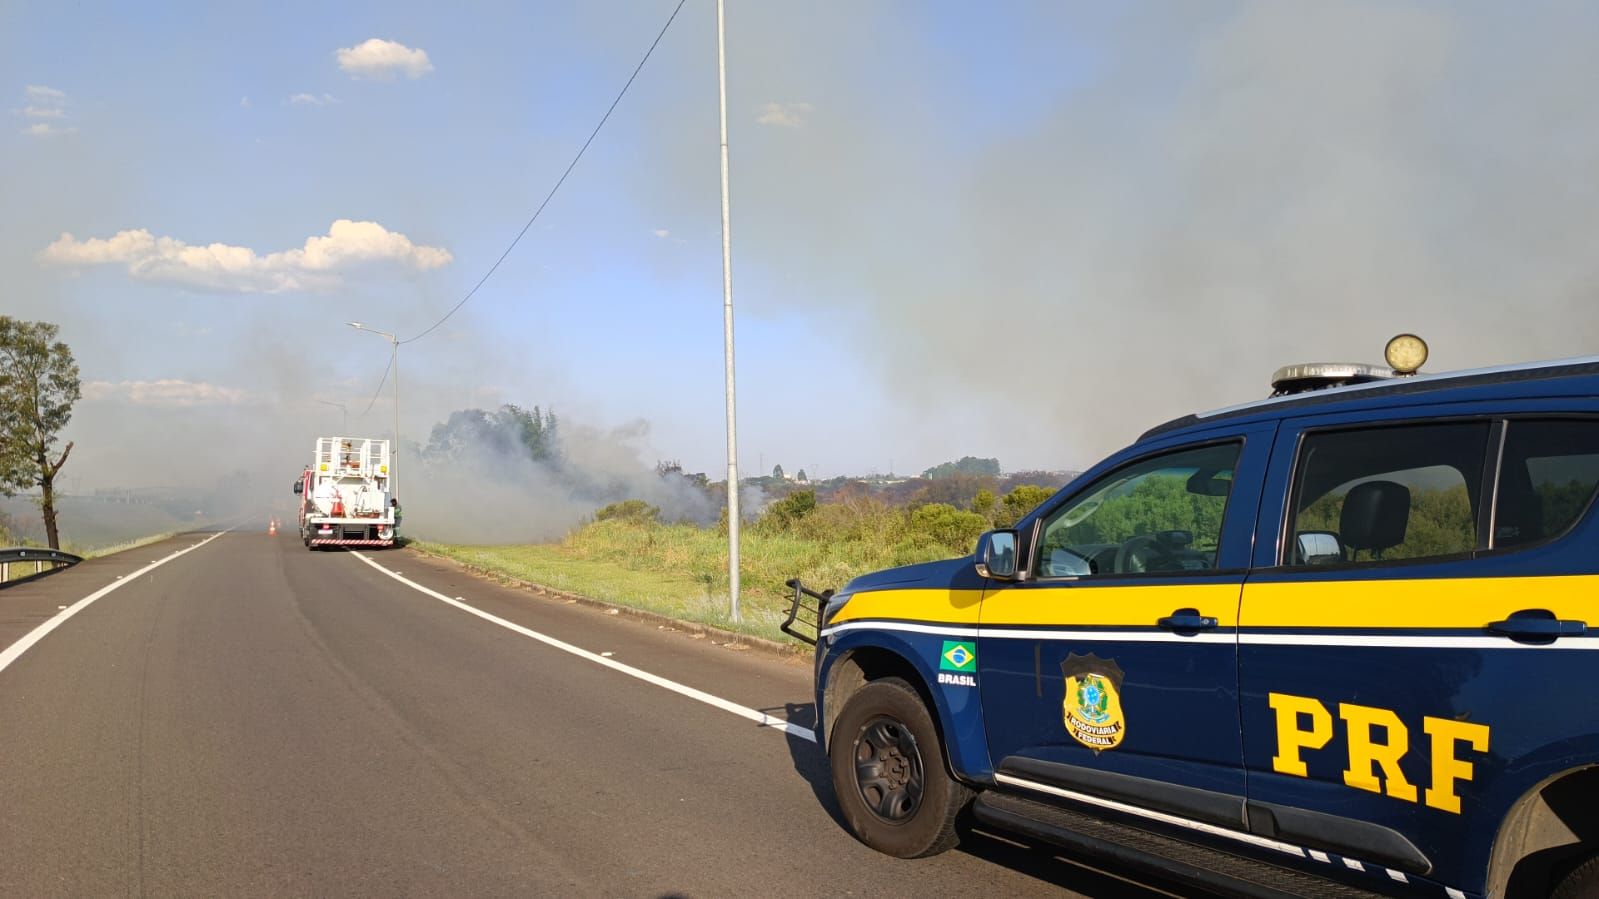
[288,92,339,106]
[84,379,256,407]
[652,229,670,238]
[16,84,71,135]
[240,96,251,108]
[756,101,813,128]
[40,219,453,293]
[336,38,433,80]
[24,122,74,137]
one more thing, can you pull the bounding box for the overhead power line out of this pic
[356,349,395,418]
[401,0,689,346]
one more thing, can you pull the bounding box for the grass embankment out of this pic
[416,521,928,645]
[414,487,1058,645]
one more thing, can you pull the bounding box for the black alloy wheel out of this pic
[852,715,926,823]
[829,677,970,858]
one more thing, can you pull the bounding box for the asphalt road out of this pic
[0,529,1194,898]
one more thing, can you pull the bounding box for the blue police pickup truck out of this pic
[785,338,1599,898]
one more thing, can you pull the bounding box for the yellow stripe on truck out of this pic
[1242,575,1599,629]
[980,582,1242,628]
[830,574,1599,632]
[831,583,1242,629]
[828,589,984,626]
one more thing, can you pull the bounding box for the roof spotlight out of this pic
[1385,334,1429,375]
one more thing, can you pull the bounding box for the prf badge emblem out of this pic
[1061,654,1126,751]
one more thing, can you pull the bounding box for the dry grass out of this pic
[415,509,963,644]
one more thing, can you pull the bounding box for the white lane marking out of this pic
[1343,858,1365,871]
[1447,889,1467,899]
[349,552,817,743]
[0,530,232,677]
[1308,850,1330,863]
[1386,869,1408,883]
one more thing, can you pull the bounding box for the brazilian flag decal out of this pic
[940,641,977,672]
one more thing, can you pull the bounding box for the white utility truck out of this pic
[294,437,395,549]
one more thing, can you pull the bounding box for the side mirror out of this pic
[292,481,304,495]
[975,529,1020,580]
[1294,530,1344,566]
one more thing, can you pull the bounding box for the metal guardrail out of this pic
[0,547,83,586]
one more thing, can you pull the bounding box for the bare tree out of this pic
[0,317,81,549]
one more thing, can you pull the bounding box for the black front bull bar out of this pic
[780,578,833,646]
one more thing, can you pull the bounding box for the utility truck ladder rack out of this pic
[314,437,391,480]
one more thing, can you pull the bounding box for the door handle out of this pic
[1488,609,1587,640]
[1158,608,1218,632]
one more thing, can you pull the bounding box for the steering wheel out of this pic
[1114,535,1163,574]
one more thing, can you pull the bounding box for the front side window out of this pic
[1288,422,1490,566]
[1494,419,1599,548]
[1036,442,1240,577]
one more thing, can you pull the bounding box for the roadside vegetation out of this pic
[0,316,81,550]
[417,478,1060,643]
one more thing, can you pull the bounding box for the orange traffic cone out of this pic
[268,518,278,535]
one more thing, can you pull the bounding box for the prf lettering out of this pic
[1268,692,1490,814]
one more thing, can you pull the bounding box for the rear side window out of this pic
[1494,419,1599,548]
[1288,422,1490,566]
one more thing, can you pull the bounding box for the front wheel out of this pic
[829,677,970,858]
[1553,852,1599,899]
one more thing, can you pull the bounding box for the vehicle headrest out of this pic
[1495,488,1544,547]
[1340,480,1410,553]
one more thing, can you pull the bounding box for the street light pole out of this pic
[346,322,399,499]
[317,399,348,434]
[716,0,741,623]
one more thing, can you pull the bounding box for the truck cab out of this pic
[800,350,1599,898]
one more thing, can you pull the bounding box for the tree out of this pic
[422,404,559,464]
[998,484,1056,527]
[922,456,1001,480]
[0,317,81,549]
[755,489,816,533]
[772,463,785,480]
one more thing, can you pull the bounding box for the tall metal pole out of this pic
[346,322,400,501]
[716,0,741,623]
[390,338,400,501]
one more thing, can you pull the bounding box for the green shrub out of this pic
[755,489,817,533]
[593,499,661,523]
[998,484,1055,527]
[906,502,990,553]
[971,488,998,519]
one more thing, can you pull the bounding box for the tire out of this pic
[1552,852,1599,899]
[829,677,971,858]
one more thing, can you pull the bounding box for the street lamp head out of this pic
[346,321,364,330]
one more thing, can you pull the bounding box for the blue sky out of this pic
[5,2,1599,492]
